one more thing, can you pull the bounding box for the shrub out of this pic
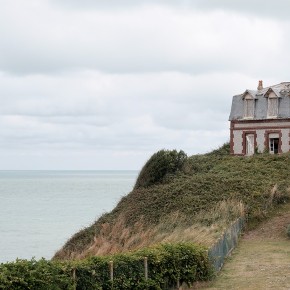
[134,149,187,189]
[0,258,73,290]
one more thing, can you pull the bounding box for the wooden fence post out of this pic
[144,257,148,281]
[109,260,114,283]
[72,268,76,290]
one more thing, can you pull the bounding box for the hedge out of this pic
[0,243,212,289]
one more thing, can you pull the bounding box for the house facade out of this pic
[229,81,290,156]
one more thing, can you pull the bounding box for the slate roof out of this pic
[229,82,290,121]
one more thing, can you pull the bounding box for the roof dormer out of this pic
[264,87,281,98]
[264,88,279,118]
[242,91,255,119]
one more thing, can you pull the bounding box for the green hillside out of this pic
[54,144,290,260]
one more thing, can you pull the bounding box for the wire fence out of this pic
[208,217,244,272]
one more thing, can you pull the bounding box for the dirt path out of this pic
[194,206,290,289]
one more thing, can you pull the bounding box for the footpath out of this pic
[194,204,290,290]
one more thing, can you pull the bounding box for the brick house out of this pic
[229,81,290,156]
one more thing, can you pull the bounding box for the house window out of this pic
[267,97,278,117]
[269,138,279,154]
[244,97,254,118]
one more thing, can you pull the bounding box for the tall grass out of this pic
[56,200,245,259]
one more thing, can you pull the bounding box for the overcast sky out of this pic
[0,0,289,170]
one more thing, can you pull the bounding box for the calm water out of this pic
[0,170,138,263]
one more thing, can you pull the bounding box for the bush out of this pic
[0,258,73,290]
[134,149,187,189]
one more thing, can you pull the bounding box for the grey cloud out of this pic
[51,0,290,19]
[193,0,290,19]
[50,0,186,10]
[0,114,184,152]
[0,70,243,161]
[1,1,289,76]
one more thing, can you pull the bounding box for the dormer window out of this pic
[267,91,278,118]
[244,95,254,118]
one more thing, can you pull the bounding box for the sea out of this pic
[0,170,138,263]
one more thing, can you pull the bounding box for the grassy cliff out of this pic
[54,144,290,260]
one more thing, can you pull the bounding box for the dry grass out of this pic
[64,200,245,259]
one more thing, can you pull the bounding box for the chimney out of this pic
[257,80,263,90]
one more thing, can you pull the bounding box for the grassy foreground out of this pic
[54,144,290,260]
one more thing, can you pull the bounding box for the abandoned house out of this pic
[229,81,290,156]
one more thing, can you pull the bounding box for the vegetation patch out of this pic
[54,144,290,260]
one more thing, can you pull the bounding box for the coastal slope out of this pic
[54,144,290,260]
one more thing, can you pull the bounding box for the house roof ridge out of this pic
[241,82,290,95]
[233,81,290,98]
